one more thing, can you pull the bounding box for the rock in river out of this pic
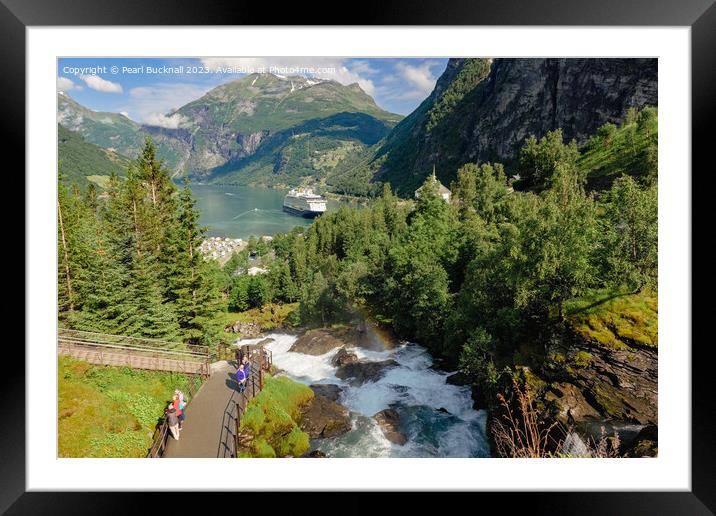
[331,347,358,367]
[309,384,343,402]
[307,450,327,458]
[373,408,407,445]
[290,329,346,355]
[335,359,398,385]
[299,395,352,439]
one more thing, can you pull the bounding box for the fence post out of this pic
[259,368,264,390]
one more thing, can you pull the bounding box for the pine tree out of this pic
[167,182,222,345]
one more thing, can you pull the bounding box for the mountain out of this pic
[58,74,402,185]
[58,92,188,174]
[210,112,395,188]
[58,124,131,188]
[176,73,401,179]
[339,58,658,196]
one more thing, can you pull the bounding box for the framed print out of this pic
[6,0,713,513]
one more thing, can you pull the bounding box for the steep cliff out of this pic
[359,58,657,195]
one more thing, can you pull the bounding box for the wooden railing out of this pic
[147,374,204,458]
[219,343,273,458]
[58,328,211,376]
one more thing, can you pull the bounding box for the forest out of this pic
[58,107,657,414]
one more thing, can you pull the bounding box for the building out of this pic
[415,169,451,202]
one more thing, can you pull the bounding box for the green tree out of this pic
[602,175,658,290]
[247,275,272,308]
[517,129,580,191]
[167,183,223,345]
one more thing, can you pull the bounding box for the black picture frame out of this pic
[5,0,712,513]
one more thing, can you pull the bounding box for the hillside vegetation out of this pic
[238,376,313,458]
[211,112,395,188]
[578,106,658,190]
[58,124,131,188]
[58,356,196,457]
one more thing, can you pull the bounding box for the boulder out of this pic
[335,360,398,385]
[299,395,352,439]
[331,347,358,367]
[256,337,275,347]
[307,450,327,458]
[544,382,601,427]
[290,329,346,355]
[437,407,451,414]
[373,408,407,445]
[309,384,343,402]
[624,424,658,457]
[446,371,470,386]
[226,321,261,337]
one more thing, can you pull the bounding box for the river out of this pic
[237,333,490,458]
[189,184,342,240]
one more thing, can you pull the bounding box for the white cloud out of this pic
[391,61,441,100]
[199,57,375,95]
[57,76,81,92]
[123,83,213,126]
[80,75,123,93]
[349,60,380,76]
[142,112,187,129]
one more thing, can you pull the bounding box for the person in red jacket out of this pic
[172,394,185,430]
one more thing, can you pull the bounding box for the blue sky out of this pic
[57,57,449,122]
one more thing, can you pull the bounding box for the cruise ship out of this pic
[282,188,327,218]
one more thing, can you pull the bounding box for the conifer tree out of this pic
[167,182,222,345]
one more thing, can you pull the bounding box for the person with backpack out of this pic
[173,394,185,430]
[236,363,247,393]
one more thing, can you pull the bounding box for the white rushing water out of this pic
[238,333,490,458]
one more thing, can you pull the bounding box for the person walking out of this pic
[236,363,247,393]
[166,404,180,441]
[242,356,251,384]
[173,394,185,431]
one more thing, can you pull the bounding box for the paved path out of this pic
[164,361,239,458]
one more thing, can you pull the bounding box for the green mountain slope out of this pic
[577,107,658,190]
[176,73,401,178]
[334,58,658,197]
[210,112,395,188]
[58,75,402,182]
[58,92,188,173]
[58,124,131,188]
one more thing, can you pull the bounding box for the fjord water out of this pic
[190,184,337,240]
[239,333,490,458]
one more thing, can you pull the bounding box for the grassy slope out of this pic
[211,112,395,188]
[238,376,314,458]
[58,124,131,188]
[565,288,658,349]
[578,113,658,190]
[58,356,197,457]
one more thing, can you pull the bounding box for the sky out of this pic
[57,57,449,123]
